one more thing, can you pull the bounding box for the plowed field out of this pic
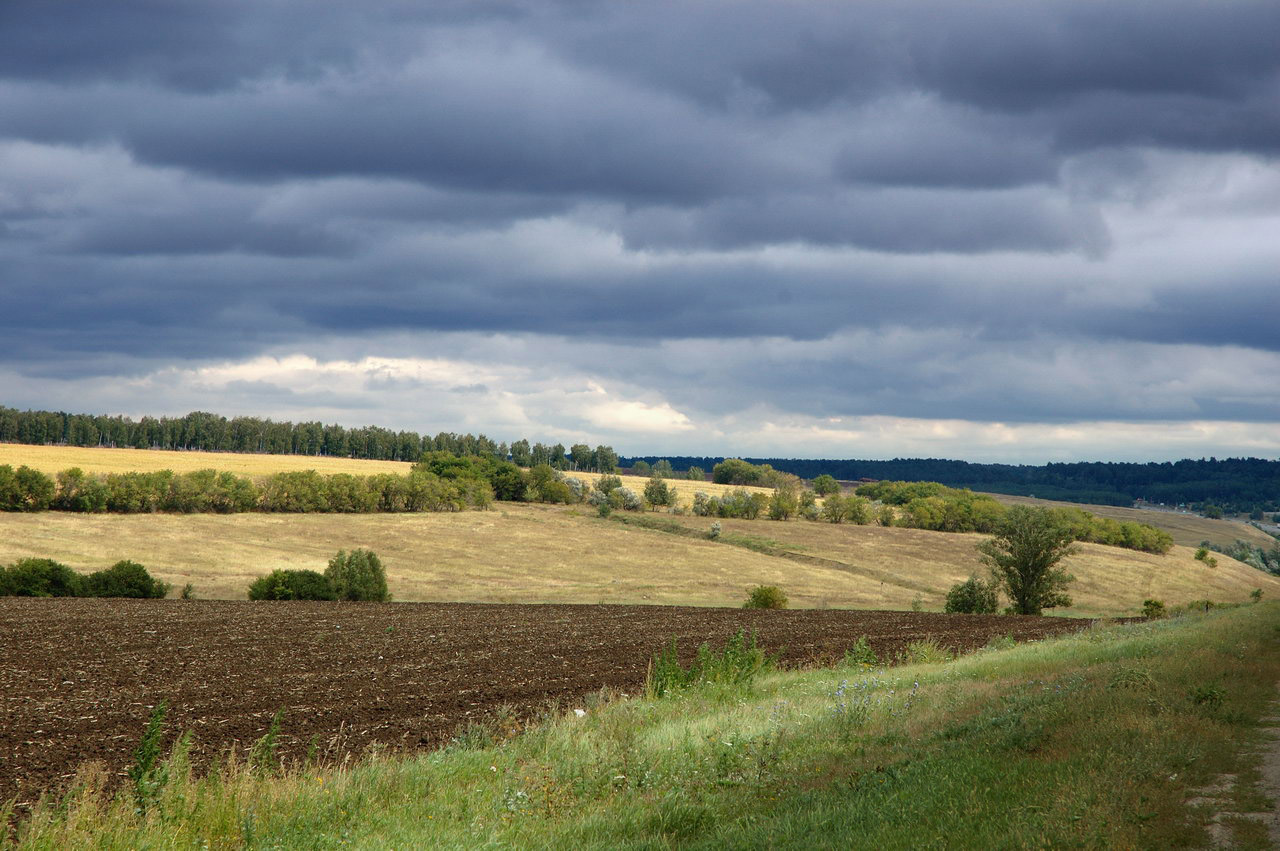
[0,599,1098,808]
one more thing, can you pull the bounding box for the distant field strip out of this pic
[0,443,413,477]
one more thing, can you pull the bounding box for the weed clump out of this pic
[843,636,878,668]
[900,638,951,665]
[742,585,787,609]
[646,629,771,698]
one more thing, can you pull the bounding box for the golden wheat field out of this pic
[0,443,413,477]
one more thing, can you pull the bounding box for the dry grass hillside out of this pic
[3,503,1274,617]
[988,493,1276,550]
[645,513,1278,617]
[0,506,879,608]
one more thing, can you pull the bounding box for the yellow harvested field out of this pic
[0,505,879,609]
[988,492,1276,550]
[3,503,1274,616]
[640,513,1280,617]
[0,443,411,478]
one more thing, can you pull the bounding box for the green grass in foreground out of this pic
[10,604,1280,849]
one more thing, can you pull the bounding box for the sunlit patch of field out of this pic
[987,492,1276,550]
[0,505,891,609]
[0,443,412,477]
[634,512,1280,617]
[570,469,773,502]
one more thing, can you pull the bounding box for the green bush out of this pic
[324,549,390,602]
[943,575,999,614]
[1141,599,1167,619]
[82,560,169,598]
[247,569,336,601]
[743,585,788,609]
[0,558,83,596]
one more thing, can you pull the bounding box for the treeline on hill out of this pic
[625,455,1280,514]
[0,452,612,515]
[0,406,618,471]
[855,480,1175,554]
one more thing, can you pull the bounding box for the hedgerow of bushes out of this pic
[0,558,169,598]
[0,454,615,516]
[855,480,1174,554]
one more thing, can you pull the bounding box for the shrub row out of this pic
[856,480,1173,554]
[1,461,499,515]
[0,558,169,598]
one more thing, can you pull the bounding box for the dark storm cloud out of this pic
[2,0,1279,431]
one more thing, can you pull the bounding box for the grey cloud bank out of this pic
[1,0,1278,461]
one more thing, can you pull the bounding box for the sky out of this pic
[1,0,1278,463]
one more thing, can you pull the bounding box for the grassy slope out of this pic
[16,604,1280,849]
[1,444,1274,615]
[989,492,1277,550]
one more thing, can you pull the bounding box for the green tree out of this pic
[978,506,1078,616]
[812,474,840,497]
[686,466,706,481]
[652,460,674,479]
[644,475,673,510]
[593,445,618,473]
[632,460,651,476]
[767,487,797,521]
[569,443,592,471]
[324,549,390,601]
[509,439,532,467]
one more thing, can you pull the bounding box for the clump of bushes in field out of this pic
[742,585,788,609]
[645,629,771,697]
[247,569,336,601]
[0,557,169,598]
[247,549,390,602]
[943,575,999,614]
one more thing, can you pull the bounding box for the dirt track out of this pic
[0,598,1097,807]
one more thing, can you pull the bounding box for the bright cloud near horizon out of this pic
[1,1,1278,463]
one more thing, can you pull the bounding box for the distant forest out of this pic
[1,405,1276,512]
[623,456,1280,513]
[0,406,618,472]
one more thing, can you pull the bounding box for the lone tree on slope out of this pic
[978,506,1078,615]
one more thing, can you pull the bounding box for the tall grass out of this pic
[11,604,1280,849]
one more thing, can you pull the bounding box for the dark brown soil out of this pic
[0,598,1097,808]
